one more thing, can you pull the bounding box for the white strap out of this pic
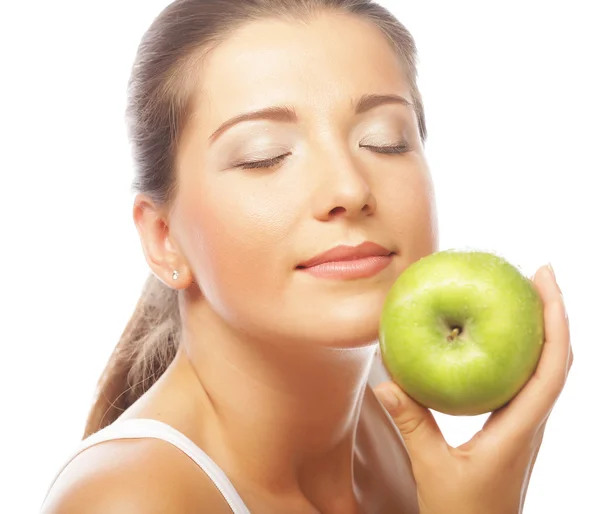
[44,418,250,514]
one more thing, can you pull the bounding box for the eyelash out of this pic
[236,152,292,170]
[360,143,411,155]
[235,144,410,170]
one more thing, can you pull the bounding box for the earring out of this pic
[172,270,179,281]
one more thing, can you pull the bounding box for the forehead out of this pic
[194,13,411,121]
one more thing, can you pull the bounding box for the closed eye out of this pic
[359,144,411,154]
[234,152,292,170]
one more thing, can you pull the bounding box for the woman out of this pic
[41,0,572,512]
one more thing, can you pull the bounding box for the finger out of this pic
[481,264,571,444]
[373,381,447,464]
[545,270,573,372]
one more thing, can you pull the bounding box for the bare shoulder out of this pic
[41,436,232,514]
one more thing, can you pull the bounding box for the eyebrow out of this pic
[207,93,413,144]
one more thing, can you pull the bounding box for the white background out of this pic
[1,1,598,512]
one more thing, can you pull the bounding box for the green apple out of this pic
[379,250,545,416]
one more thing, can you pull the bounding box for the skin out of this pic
[42,11,573,514]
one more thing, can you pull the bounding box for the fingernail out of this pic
[377,387,400,414]
[547,262,565,298]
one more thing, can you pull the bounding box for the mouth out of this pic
[296,241,395,280]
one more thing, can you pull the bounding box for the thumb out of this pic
[373,381,447,460]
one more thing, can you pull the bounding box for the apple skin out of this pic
[379,250,545,416]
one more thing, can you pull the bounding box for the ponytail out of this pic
[82,274,180,438]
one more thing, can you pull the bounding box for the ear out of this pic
[132,193,192,289]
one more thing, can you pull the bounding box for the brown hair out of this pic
[83,0,428,438]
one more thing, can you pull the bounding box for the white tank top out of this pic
[45,418,251,514]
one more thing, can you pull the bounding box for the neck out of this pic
[175,298,378,510]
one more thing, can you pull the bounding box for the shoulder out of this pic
[41,436,232,514]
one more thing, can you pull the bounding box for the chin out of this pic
[287,294,386,349]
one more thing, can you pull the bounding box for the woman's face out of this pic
[172,13,438,348]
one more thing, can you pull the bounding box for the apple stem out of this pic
[447,327,461,342]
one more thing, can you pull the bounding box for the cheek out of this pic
[179,176,300,324]
[380,161,439,260]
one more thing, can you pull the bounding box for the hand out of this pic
[373,264,573,514]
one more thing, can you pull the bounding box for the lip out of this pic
[296,241,395,279]
[297,241,394,268]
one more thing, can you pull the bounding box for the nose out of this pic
[311,147,376,222]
